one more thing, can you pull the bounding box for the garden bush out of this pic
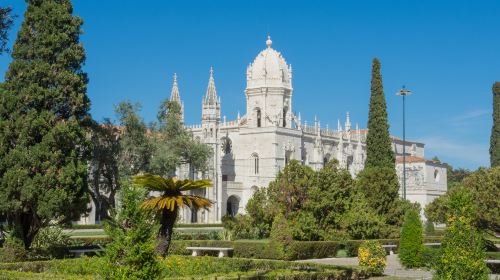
[434,188,490,279]
[399,208,424,268]
[357,240,386,276]
[0,236,28,262]
[424,219,435,235]
[421,247,441,269]
[270,213,294,259]
[30,226,71,259]
[101,184,163,280]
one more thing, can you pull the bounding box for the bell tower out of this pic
[245,36,293,128]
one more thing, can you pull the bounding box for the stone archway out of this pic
[226,195,240,217]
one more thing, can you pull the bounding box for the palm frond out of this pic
[182,195,213,210]
[134,174,214,212]
[132,174,170,191]
[178,179,213,191]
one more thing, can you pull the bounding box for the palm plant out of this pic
[132,174,212,256]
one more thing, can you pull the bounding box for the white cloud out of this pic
[449,109,490,127]
[418,136,489,168]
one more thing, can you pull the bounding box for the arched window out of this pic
[283,108,287,127]
[434,169,440,182]
[252,153,259,174]
[256,109,261,127]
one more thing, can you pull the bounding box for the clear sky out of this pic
[1,0,499,169]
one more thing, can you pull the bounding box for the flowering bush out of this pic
[357,240,386,276]
[434,189,489,279]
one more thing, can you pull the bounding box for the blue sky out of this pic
[1,0,499,169]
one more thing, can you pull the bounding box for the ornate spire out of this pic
[266,35,272,48]
[170,73,181,104]
[337,119,342,132]
[204,66,218,105]
[345,112,351,132]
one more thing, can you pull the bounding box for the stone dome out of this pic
[246,36,292,90]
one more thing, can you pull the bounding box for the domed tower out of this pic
[246,36,293,128]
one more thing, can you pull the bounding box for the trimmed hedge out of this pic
[175,223,223,228]
[0,256,371,280]
[169,238,444,260]
[67,237,443,260]
[66,224,104,230]
[170,240,283,259]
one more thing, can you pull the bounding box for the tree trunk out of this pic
[156,207,178,257]
[14,211,41,250]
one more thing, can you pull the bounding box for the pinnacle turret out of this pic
[345,112,351,132]
[204,67,219,106]
[170,73,181,104]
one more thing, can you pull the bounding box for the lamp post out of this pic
[396,86,412,200]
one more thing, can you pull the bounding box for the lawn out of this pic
[0,256,370,279]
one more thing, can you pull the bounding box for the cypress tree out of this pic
[365,58,395,169]
[491,82,500,167]
[0,0,90,248]
[399,208,424,268]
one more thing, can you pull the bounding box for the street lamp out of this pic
[396,86,412,200]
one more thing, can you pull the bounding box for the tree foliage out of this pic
[102,183,162,280]
[267,160,314,219]
[425,167,499,232]
[399,208,424,268]
[88,120,121,221]
[304,160,355,240]
[434,188,489,280]
[461,166,500,232]
[0,0,90,248]
[150,100,211,176]
[0,6,14,54]
[355,166,410,237]
[341,194,386,240]
[132,174,212,256]
[233,160,400,241]
[491,82,500,167]
[115,102,153,178]
[365,58,395,169]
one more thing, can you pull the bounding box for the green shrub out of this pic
[222,214,261,240]
[287,241,340,260]
[421,247,441,269]
[0,236,27,262]
[434,188,490,280]
[270,213,294,259]
[357,240,386,276]
[399,208,424,268]
[424,219,435,235]
[101,184,163,279]
[31,226,71,259]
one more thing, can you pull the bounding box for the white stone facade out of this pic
[169,37,448,224]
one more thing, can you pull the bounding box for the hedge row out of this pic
[0,256,371,280]
[65,224,104,230]
[170,240,283,259]
[65,223,224,230]
[175,223,223,228]
[67,236,443,260]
